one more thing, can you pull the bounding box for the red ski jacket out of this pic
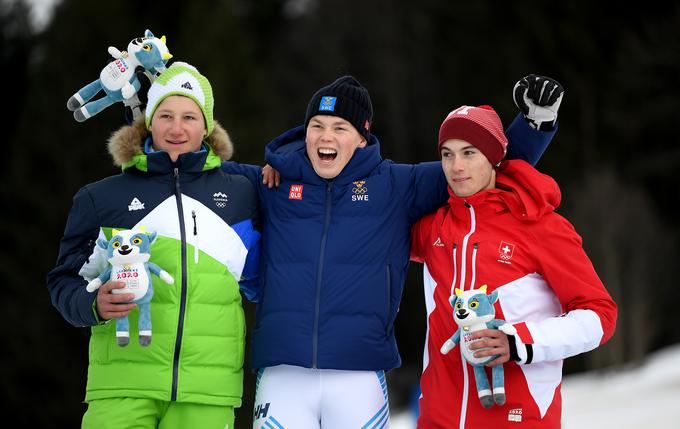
[411,160,617,429]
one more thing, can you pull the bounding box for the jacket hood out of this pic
[448,159,561,222]
[264,125,382,185]
[107,117,234,167]
[496,159,561,221]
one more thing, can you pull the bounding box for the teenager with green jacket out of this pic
[47,62,261,429]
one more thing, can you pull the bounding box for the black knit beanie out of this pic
[304,75,373,140]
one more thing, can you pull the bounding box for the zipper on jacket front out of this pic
[459,344,470,429]
[386,264,392,334]
[447,240,472,428]
[470,243,478,291]
[312,181,333,368]
[171,167,189,401]
[457,202,478,429]
[192,210,199,263]
[450,244,458,296]
[459,201,477,292]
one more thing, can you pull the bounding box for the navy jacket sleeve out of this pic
[221,161,265,301]
[46,187,102,327]
[237,226,262,302]
[220,161,262,188]
[505,113,557,165]
[402,162,449,222]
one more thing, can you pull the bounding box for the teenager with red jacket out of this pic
[411,105,617,428]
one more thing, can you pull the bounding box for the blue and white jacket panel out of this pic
[49,144,261,327]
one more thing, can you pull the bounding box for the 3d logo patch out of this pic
[351,180,369,201]
[498,241,515,264]
[289,184,303,200]
[319,96,337,111]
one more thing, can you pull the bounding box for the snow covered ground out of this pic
[391,343,680,428]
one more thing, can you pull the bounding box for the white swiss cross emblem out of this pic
[498,241,515,262]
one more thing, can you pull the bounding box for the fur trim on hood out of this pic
[107,117,234,166]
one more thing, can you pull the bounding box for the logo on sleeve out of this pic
[289,184,303,200]
[351,180,369,202]
[498,241,515,264]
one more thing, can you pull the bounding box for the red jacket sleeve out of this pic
[534,214,617,345]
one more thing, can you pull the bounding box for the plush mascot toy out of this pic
[67,29,172,122]
[86,227,174,347]
[440,285,517,408]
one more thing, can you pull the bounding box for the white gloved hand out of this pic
[513,74,564,130]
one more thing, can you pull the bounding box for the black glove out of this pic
[513,74,564,131]
[123,66,154,125]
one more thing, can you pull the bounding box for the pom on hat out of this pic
[145,61,214,136]
[304,75,373,140]
[438,105,508,166]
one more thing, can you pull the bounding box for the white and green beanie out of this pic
[145,61,215,136]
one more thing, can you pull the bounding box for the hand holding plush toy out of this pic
[86,227,173,347]
[440,285,517,408]
[67,29,172,122]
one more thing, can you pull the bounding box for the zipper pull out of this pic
[192,210,199,263]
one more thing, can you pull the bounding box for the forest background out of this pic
[2,0,678,427]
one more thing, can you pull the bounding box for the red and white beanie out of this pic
[438,105,508,166]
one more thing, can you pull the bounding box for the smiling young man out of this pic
[305,114,367,179]
[148,95,209,160]
[47,62,260,429]
[410,105,617,428]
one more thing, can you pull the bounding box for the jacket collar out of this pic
[265,125,383,186]
[446,159,561,222]
[107,118,234,174]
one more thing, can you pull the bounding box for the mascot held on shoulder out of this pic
[440,285,517,408]
[67,29,172,122]
[86,227,174,347]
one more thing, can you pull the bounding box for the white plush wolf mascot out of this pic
[67,29,172,122]
[86,227,174,347]
[441,285,517,408]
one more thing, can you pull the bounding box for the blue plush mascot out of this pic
[440,285,517,408]
[86,227,174,347]
[67,29,172,122]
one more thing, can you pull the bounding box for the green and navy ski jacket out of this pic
[222,114,555,372]
[47,120,260,406]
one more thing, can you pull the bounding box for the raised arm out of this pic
[406,75,564,221]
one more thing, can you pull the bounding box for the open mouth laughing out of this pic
[318,148,337,162]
